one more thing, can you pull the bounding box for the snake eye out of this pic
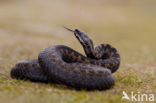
[75,29,79,32]
[75,29,81,34]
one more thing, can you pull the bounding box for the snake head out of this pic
[74,29,93,47]
[63,26,94,56]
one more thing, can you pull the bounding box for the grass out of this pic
[0,0,156,103]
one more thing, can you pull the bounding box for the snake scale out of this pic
[11,27,120,90]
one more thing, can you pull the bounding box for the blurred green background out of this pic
[0,0,156,103]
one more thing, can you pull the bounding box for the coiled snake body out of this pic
[11,27,120,90]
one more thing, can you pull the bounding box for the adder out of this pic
[11,27,120,90]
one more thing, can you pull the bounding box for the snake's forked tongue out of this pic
[63,26,74,32]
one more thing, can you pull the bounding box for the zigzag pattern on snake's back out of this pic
[11,27,120,90]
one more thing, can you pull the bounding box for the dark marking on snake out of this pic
[11,27,120,90]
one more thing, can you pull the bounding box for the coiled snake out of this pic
[11,27,120,90]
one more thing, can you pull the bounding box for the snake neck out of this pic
[82,40,102,59]
[83,44,94,58]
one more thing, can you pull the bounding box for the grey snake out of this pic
[11,27,120,90]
